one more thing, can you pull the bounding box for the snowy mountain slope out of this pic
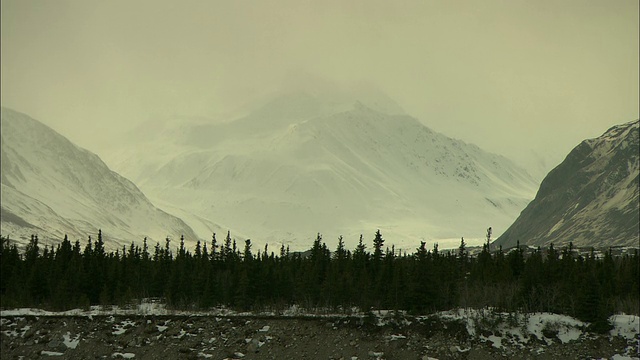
[105,93,539,251]
[0,107,200,249]
[495,119,640,248]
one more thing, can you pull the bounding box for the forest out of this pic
[1,230,638,333]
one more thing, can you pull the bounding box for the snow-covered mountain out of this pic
[0,107,199,249]
[105,92,538,251]
[495,120,639,248]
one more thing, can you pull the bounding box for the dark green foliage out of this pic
[0,232,638,328]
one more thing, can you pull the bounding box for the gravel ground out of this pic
[1,314,638,359]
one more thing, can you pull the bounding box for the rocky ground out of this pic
[1,313,638,360]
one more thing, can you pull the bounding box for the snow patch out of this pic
[112,353,136,359]
[63,331,80,349]
[112,320,136,335]
[41,351,64,356]
[610,314,640,340]
[258,325,270,332]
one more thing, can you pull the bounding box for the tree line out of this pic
[1,230,637,332]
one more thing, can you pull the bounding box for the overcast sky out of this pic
[2,0,638,174]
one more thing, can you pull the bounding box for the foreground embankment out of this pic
[1,308,638,359]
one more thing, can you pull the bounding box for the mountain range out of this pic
[104,92,539,251]
[0,107,199,249]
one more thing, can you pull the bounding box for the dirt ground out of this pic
[1,314,637,359]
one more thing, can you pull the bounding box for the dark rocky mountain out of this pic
[495,119,639,248]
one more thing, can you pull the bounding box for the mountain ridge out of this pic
[0,107,200,249]
[495,119,639,248]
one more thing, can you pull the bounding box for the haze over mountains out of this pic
[0,107,199,248]
[105,91,539,251]
[2,93,637,252]
[495,119,640,248]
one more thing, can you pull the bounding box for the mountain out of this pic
[0,107,199,249]
[495,119,639,248]
[105,92,538,251]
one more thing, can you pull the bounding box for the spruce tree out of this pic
[372,229,385,265]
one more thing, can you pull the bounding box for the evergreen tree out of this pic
[243,239,253,261]
[372,229,385,266]
[210,233,218,261]
[94,229,105,259]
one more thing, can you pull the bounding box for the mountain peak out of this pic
[109,99,537,251]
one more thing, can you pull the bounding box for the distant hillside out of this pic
[495,120,639,248]
[0,107,199,249]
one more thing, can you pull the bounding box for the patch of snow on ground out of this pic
[112,326,126,335]
[63,331,80,349]
[483,334,503,348]
[19,325,30,337]
[612,355,639,360]
[610,314,640,340]
[435,309,588,348]
[112,320,136,336]
[3,329,19,337]
[557,326,582,344]
[526,313,584,343]
[112,353,136,358]
[41,351,64,356]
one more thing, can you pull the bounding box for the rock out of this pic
[246,338,260,353]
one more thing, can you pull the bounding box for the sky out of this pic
[1,0,638,175]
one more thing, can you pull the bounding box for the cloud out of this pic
[1,0,638,174]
